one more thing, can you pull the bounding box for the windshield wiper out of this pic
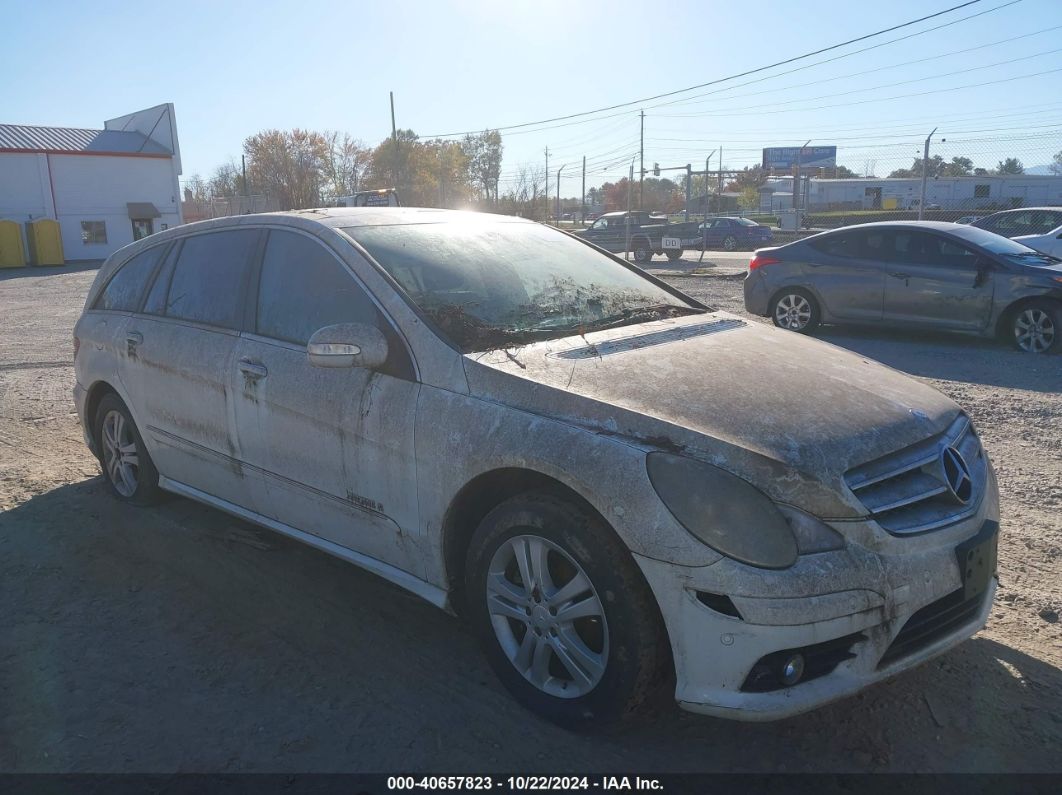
[564,304,701,333]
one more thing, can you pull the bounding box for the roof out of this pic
[0,124,172,156]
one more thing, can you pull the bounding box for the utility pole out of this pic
[699,151,716,265]
[625,160,634,261]
[919,127,938,221]
[581,155,586,225]
[639,109,645,209]
[556,164,566,223]
[544,146,550,221]
[241,154,248,212]
[794,140,811,210]
[684,164,692,222]
[390,91,399,191]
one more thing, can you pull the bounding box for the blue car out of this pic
[684,217,773,251]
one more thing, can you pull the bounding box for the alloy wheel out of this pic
[775,293,813,331]
[723,235,737,251]
[101,409,140,497]
[485,534,609,699]
[1014,308,1055,353]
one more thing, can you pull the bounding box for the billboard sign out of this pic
[762,146,837,172]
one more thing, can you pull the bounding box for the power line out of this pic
[422,1,988,138]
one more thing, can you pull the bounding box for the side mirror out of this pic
[307,323,388,369]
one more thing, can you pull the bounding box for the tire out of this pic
[632,239,652,264]
[1009,300,1060,353]
[665,249,683,261]
[770,288,821,333]
[94,393,163,505]
[722,235,738,251]
[465,492,669,730]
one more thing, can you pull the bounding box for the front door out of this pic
[131,218,153,241]
[230,228,422,574]
[882,231,994,331]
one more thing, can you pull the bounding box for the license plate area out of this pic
[955,521,998,602]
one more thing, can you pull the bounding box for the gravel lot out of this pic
[1,259,1059,773]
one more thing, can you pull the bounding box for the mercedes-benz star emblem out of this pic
[940,446,973,504]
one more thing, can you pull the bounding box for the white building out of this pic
[0,103,182,260]
[764,174,1062,213]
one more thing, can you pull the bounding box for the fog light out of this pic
[781,653,805,686]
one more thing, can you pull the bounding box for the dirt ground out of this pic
[1,260,1059,773]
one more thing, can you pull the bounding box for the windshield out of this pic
[735,218,759,227]
[948,225,1057,260]
[345,219,703,352]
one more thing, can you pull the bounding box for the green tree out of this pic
[463,130,503,206]
[1051,150,1062,176]
[738,186,759,211]
[995,157,1025,175]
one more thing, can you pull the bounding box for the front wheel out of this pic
[771,288,821,333]
[1010,300,1060,353]
[665,249,683,261]
[632,240,652,264]
[465,493,669,730]
[722,235,738,251]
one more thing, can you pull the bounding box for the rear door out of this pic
[119,228,262,509]
[230,228,423,574]
[882,231,994,331]
[802,230,886,321]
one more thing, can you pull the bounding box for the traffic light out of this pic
[653,163,660,176]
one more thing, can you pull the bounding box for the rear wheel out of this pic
[722,235,738,251]
[632,239,652,264]
[94,393,162,505]
[1010,300,1059,353]
[665,249,683,261]
[771,288,821,333]
[465,493,669,730]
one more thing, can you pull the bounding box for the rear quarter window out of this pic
[93,245,167,312]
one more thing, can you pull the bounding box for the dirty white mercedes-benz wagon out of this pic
[74,208,999,727]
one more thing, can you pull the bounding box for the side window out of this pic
[810,231,858,257]
[142,243,178,316]
[861,231,892,260]
[94,245,166,312]
[936,238,979,268]
[256,230,378,345]
[165,230,259,329]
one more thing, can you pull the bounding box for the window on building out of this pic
[974,184,990,198]
[81,221,107,245]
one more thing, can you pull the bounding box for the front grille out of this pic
[878,588,985,669]
[844,414,987,535]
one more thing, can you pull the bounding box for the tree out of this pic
[208,159,245,198]
[463,130,503,206]
[185,174,208,202]
[738,186,759,212]
[941,156,973,177]
[321,132,370,200]
[995,157,1024,175]
[1051,150,1062,176]
[889,155,945,179]
[244,129,329,210]
[498,164,546,220]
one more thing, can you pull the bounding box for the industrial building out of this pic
[0,103,182,261]
[758,174,1062,213]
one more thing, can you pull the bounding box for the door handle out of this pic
[126,331,144,345]
[238,359,268,379]
[888,272,910,279]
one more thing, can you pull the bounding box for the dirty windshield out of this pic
[346,220,704,351]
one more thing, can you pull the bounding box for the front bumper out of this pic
[635,512,999,721]
[73,381,97,457]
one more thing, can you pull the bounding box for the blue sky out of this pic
[3,0,1060,192]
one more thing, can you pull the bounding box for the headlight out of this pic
[776,505,845,554]
[646,452,798,569]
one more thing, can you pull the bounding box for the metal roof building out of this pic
[0,103,183,260]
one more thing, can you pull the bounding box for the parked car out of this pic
[971,207,1062,238]
[954,215,983,225]
[76,209,1000,728]
[971,208,1062,258]
[743,221,1062,353]
[689,217,774,251]
[574,210,700,263]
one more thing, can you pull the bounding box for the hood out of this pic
[463,312,960,518]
